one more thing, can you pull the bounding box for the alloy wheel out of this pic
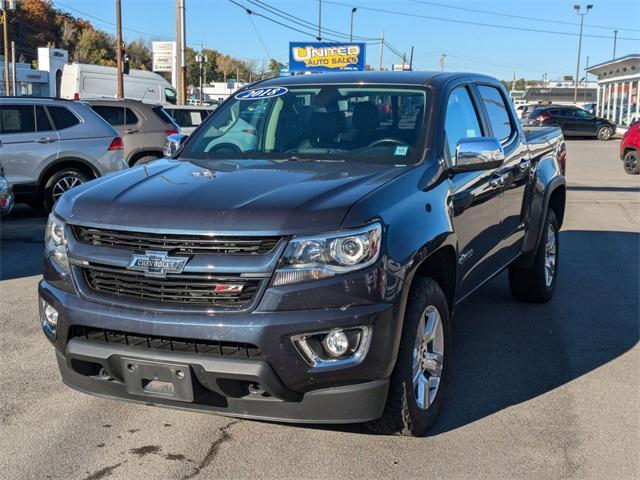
[412,305,444,410]
[52,176,84,202]
[544,223,557,287]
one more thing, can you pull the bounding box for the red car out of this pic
[621,121,640,174]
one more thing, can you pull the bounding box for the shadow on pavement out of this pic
[0,205,47,280]
[567,186,640,193]
[305,230,640,436]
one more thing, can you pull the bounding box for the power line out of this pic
[324,0,639,41]
[247,13,272,59]
[410,0,640,33]
[248,0,378,41]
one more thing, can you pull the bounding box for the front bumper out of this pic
[40,279,399,423]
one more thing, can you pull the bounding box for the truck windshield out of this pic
[179,85,428,164]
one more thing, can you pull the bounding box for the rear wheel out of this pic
[43,168,89,211]
[366,277,450,436]
[623,151,639,175]
[596,126,612,141]
[508,209,559,303]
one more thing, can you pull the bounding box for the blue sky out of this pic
[53,0,640,80]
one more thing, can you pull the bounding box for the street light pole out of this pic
[317,0,322,41]
[350,7,357,42]
[613,30,618,59]
[573,4,593,104]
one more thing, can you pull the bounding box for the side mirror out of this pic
[452,137,505,173]
[163,133,188,157]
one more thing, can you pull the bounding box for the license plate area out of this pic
[121,358,194,402]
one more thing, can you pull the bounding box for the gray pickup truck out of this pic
[39,72,566,436]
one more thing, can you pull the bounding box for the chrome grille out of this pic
[82,263,260,307]
[73,226,281,255]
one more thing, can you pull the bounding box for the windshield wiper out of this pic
[283,156,345,163]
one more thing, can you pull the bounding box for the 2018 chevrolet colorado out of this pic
[39,71,566,436]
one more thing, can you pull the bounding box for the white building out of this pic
[0,48,68,97]
[587,54,640,125]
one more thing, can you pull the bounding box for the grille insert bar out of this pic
[82,263,260,307]
[70,326,264,359]
[73,226,281,255]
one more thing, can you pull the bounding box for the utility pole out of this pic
[573,4,593,104]
[584,56,590,103]
[440,52,446,71]
[613,30,618,59]
[408,45,414,71]
[1,0,16,96]
[317,0,322,41]
[350,7,357,42]
[179,0,187,104]
[115,0,124,98]
[10,39,15,95]
[379,30,384,71]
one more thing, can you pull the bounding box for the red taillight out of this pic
[108,137,124,151]
[165,129,178,135]
[538,113,552,123]
[73,92,80,100]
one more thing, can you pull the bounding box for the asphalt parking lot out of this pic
[0,139,638,480]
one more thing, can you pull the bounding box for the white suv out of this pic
[0,97,126,210]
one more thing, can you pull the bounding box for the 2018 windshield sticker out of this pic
[394,145,409,156]
[235,87,288,100]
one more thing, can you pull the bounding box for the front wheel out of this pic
[508,209,559,303]
[366,277,450,436]
[596,126,612,141]
[623,151,639,175]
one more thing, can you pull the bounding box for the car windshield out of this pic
[179,85,429,165]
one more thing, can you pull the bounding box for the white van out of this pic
[60,63,177,105]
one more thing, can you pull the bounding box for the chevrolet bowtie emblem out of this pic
[127,251,189,278]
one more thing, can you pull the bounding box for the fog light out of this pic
[44,304,59,326]
[323,329,349,357]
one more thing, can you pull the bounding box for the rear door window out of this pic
[91,105,125,126]
[477,85,514,142]
[35,106,54,132]
[125,108,139,125]
[47,106,80,129]
[0,105,36,134]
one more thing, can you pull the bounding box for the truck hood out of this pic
[56,159,406,234]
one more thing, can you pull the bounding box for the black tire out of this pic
[596,126,612,141]
[623,151,640,175]
[132,155,160,166]
[366,277,450,436]
[43,168,89,211]
[508,209,559,303]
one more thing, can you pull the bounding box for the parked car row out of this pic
[0,96,213,212]
[523,104,616,140]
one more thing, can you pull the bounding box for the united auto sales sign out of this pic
[289,42,366,72]
[128,251,189,278]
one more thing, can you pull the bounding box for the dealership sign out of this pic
[152,41,176,72]
[289,42,366,72]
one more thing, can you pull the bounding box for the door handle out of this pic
[35,137,55,144]
[518,160,531,172]
[124,128,138,134]
[489,173,508,189]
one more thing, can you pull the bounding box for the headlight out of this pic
[273,222,381,286]
[45,214,69,270]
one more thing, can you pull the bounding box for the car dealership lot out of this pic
[0,140,638,480]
